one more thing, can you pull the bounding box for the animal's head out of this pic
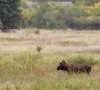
[57,60,67,70]
[60,60,66,64]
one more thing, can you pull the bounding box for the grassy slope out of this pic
[0,29,100,90]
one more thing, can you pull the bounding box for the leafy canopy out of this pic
[0,0,22,29]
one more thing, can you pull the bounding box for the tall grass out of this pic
[1,30,100,89]
[66,54,99,66]
[0,51,100,90]
[1,78,100,90]
[0,51,99,72]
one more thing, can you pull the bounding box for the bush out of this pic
[36,45,43,53]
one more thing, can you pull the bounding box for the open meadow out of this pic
[0,29,100,90]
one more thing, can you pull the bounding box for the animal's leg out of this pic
[86,68,91,75]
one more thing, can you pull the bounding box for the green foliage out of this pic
[22,4,67,29]
[1,0,100,30]
[0,0,22,29]
[67,16,100,30]
[66,6,87,17]
[85,3,100,16]
[20,1,100,30]
[21,2,29,9]
[0,20,2,27]
[75,0,100,6]
[47,18,57,29]
[22,19,30,28]
[36,45,43,53]
[31,4,53,28]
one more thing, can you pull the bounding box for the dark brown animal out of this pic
[57,60,91,74]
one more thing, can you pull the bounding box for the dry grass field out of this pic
[1,29,100,54]
[0,29,100,90]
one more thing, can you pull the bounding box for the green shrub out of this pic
[36,45,43,53]
[34,29,40,34]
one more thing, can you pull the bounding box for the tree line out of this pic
[0,0,21,30]
[0,0,100,30]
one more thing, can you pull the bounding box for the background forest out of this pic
[21,0,100,30]
[1,0,100,30]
